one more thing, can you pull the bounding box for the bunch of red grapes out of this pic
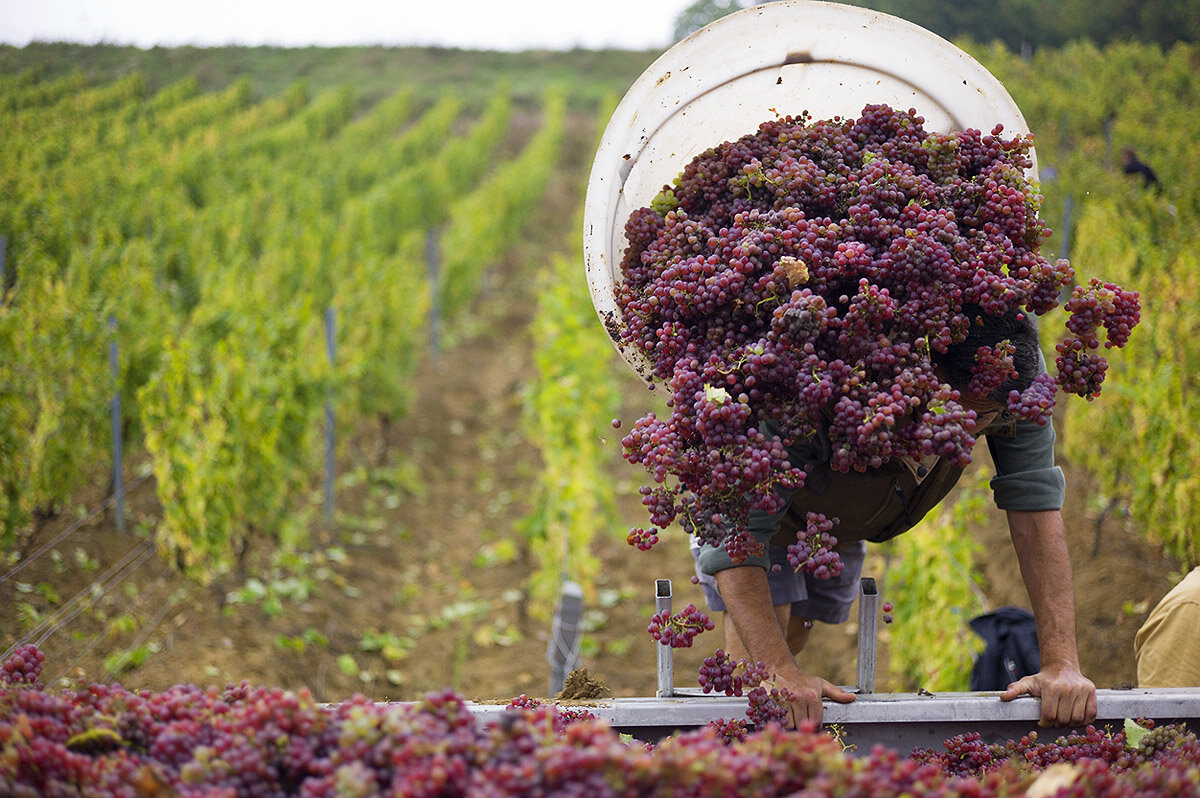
[615,104,1139,565]
[786,511,843,579]
[0,644,44,688]
[625,526,659,551]
[647,603,715,648]
[6,646,1197,796]
[698,649,796,727]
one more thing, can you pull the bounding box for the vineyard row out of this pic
[1,74,568,587]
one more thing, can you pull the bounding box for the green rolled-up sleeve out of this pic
[986,415,1066,511]
[696,534,772,575]
[695,497,787,574]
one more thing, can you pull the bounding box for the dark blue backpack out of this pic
[969,606,1041,691]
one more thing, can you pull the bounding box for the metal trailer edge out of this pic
[460,688,1200,754]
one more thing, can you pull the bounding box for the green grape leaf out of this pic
[1124,717,1150,749]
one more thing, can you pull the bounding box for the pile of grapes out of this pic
[614,105,1139,561]
[4,646,1199,796]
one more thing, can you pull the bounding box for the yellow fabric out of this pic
[1135,567,1200,687]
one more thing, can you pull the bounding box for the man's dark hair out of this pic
[932,305,1041,404]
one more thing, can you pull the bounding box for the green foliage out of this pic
[1050,0,1200,48]
[816,0,1199,49]
[520,253,623,619]
[516,92,624,620]
[0,249,111,548]
[0,68,537,579]
[103,642,157,676]
[0,44,657,109]
[0,70,89,113]
[328,234,430,430]
[329,88,512,432]
[1053,198,1200,565]
[359,629,416,663]
[329,89,509,262]
[276,628,329,653]
[438,86,566,323]
[1125,717,1152,748]
[969,41,1200,566]
[883,471,990,691]
[137,282,330,580]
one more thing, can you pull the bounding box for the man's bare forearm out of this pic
[714,566,795,672]
[714,564,857,725]
[1006,509,1081,668]
[1002,508,1097,726]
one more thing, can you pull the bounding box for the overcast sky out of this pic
[1,1,695,51]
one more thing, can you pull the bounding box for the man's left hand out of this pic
[999,665,1097,727]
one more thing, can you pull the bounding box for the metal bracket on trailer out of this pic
[655,579,674,697]
[655,576,884,695]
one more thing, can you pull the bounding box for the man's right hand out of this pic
[715,565,857,727]
[774,663,857,727]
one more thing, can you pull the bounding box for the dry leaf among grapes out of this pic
[1026,762,1081,797]
[779,256,809,288]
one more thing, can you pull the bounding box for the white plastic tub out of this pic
[583,0,1036,378]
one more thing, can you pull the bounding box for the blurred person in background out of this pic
[1120,146,1161,192]
[1135,566,1200,687]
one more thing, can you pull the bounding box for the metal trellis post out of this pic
[324,307,336,523]
[547,581,584,697]
[109,315,125,534]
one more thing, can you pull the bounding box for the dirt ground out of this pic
[0,109,1184,708]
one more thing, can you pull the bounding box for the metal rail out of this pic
[464,688,1200,753]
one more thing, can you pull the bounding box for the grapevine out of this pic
[0,70,538,576]
[614,104,1139,565]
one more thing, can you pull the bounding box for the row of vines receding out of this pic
[0,70,568,587]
